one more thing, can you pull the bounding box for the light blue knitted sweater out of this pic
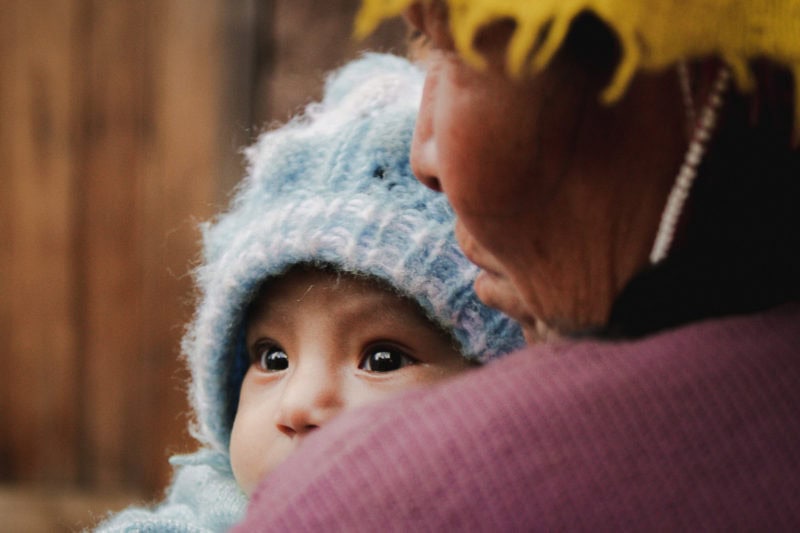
[95,450,246,532]
[95,53,523,532]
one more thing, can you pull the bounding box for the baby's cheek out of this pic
[229,395,272,495]
[411,361,470,386]
[229,416,258,495]
[348,384,401,410]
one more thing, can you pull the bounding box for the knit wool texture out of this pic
[96,450,246,532]
[356,0,800,127]
[183,53,524,453]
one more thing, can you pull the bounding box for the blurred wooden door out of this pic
[0,0,403,527]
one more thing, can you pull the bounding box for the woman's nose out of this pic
[411,72,442,192]
[274,364,343,438]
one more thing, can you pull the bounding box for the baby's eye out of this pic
[359,346,417,373]
[254,345,289,372]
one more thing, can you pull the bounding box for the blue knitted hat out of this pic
[183,53,524,453]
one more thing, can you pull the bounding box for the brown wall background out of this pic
[0,0,404,528]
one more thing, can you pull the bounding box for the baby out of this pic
[96,53,523,531]
[231,264,476,493]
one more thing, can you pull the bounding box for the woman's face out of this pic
[407,2,686,336]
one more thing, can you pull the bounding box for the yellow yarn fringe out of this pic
[355,0,800,132]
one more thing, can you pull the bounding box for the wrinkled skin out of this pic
[406,2,688,337]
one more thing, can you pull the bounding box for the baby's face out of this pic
[230,267,472,494]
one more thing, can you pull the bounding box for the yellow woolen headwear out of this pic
[356,0,800,125]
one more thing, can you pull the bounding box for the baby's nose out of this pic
[274,366,343,437]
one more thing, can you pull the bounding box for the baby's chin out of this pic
[234,464,262,497]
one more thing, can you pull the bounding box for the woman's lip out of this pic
[454,222,501,275]
[459,244,502,277]
[473,269,509,309]
[476,264,501,278]
[473,270,495,303]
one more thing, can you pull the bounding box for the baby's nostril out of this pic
[277,424,297,437]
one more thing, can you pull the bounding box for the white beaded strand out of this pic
[649,67,731,264]
[677,61,697,130]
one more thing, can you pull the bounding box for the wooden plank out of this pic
[256,0,407,126]
[0,0,81,485]
[0,0,410,499]
[0,483,139,532]
[217,0,260,196]
[79,0,151,490]
[135,0,257,494]
[0,0,17,483]
[77,0,258,495]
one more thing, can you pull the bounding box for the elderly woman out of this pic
[234,0,800,530]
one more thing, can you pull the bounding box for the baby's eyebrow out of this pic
[245,304,292,337]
